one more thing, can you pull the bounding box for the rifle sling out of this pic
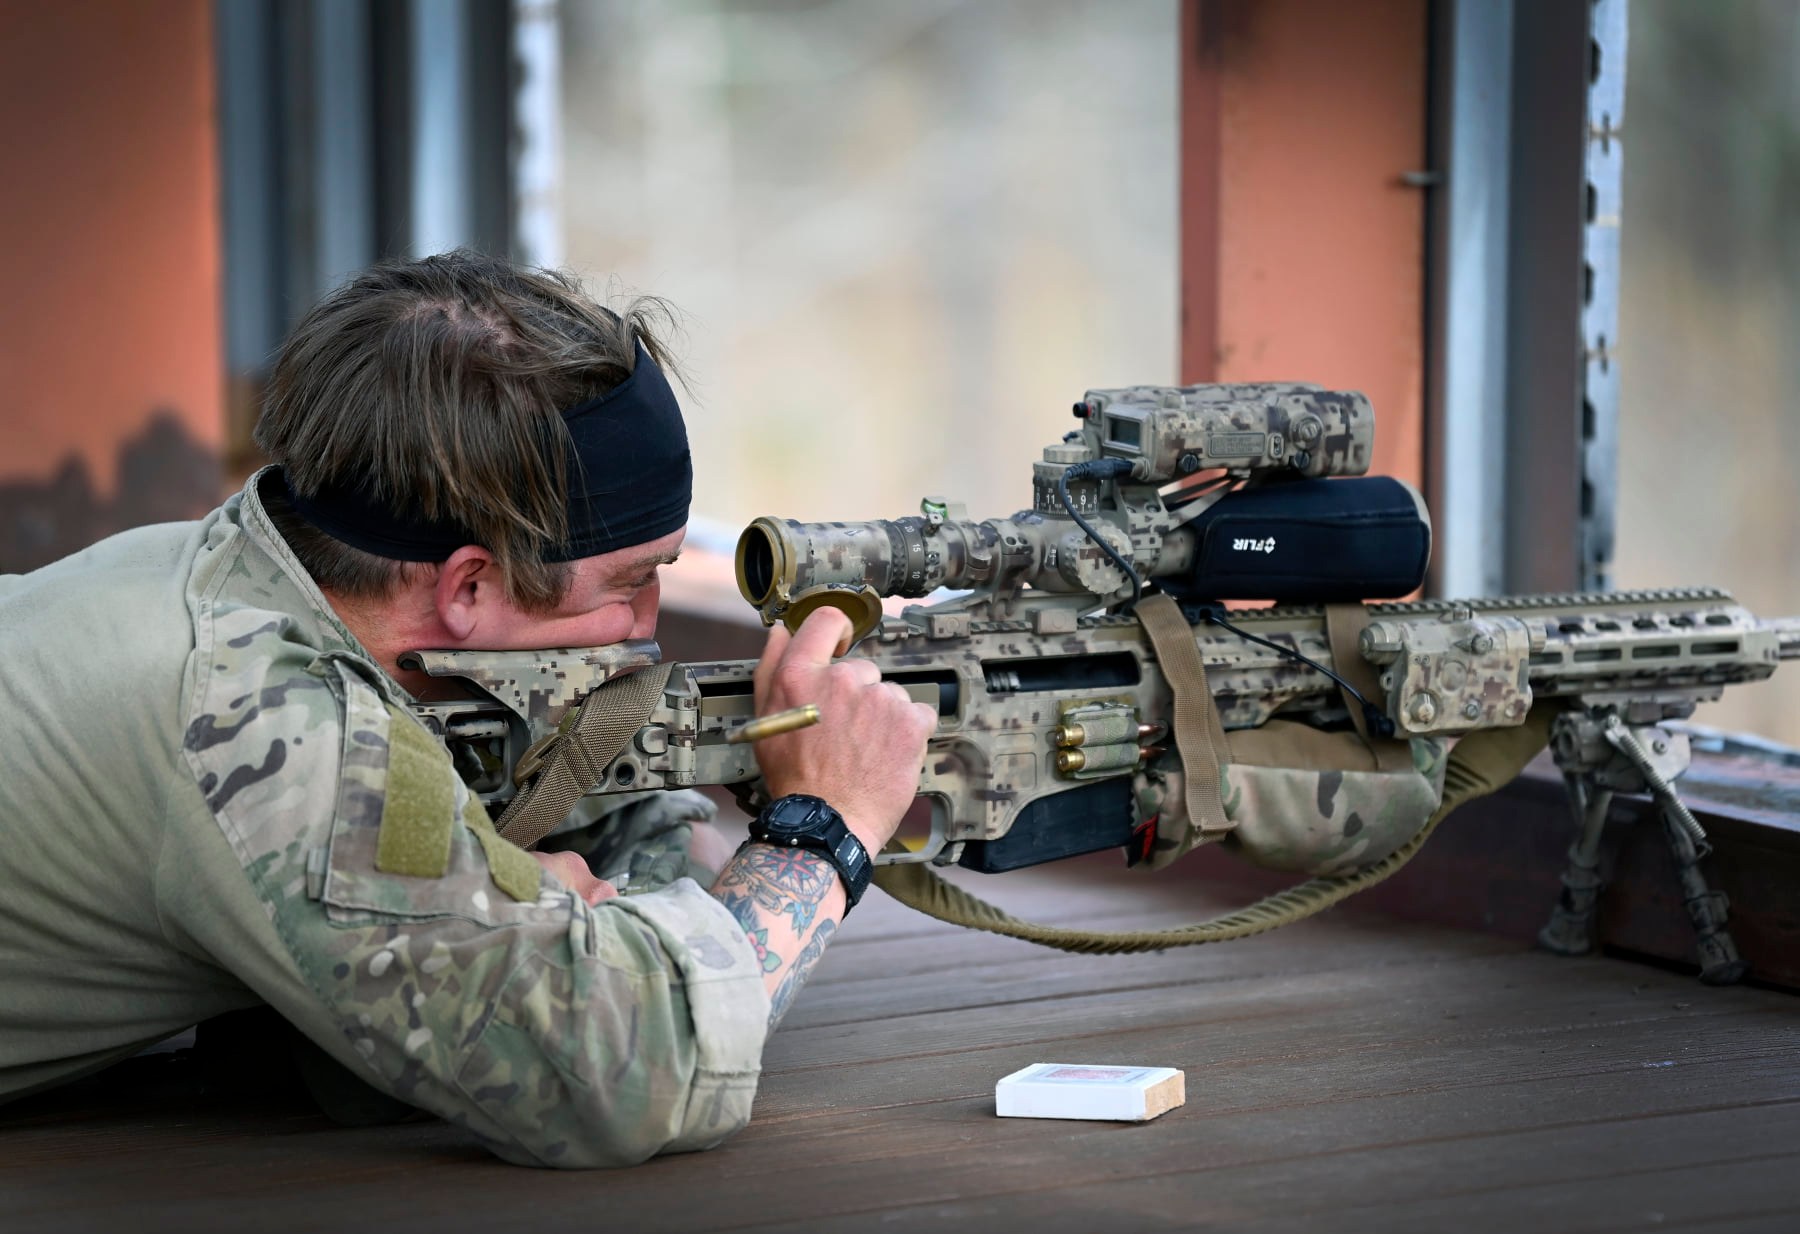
[494,663,674,851]
[1134,592,1234,837]
[1323,602,1414,774]
[871,703,1558,954]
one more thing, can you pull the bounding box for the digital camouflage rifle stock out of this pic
[406,383,1800,982]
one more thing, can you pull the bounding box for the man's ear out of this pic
[434,546,499,642]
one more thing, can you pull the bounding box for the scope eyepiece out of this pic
[735,519,782,607]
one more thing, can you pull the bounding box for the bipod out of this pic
[1541,709,1748,985]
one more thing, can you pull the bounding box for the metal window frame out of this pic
[213,0,551,466]
[1425,0,1627,598]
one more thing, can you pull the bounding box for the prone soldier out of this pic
[0,252,935,1166]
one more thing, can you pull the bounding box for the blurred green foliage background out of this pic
[1618,0,1800,745]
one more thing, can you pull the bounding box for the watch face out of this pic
[762,794,832,840]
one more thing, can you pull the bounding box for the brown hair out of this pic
[254,251,680,610]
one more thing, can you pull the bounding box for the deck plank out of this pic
[2,855,1794,1233]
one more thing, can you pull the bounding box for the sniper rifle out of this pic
[406,383,1800,981]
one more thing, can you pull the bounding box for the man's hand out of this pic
[705,609,933,1028]
[532,850,618,906]
[750,608,936,854]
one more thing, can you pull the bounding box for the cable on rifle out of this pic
[1056,458,1393,739]
[1197,606,1397,740]
[1058,459,1143,611]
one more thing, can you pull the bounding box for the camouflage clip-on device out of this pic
[406,383,1800,980]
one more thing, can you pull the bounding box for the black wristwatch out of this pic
[746,794,873,911]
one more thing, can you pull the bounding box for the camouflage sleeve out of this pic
[539,787,725,892]
[186,653,770,1168]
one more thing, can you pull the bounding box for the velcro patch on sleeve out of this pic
[375,706,457,879]
[462,798,543,904]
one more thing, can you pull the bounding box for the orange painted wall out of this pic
[0,0,223,493]
[1181,0,1429,488]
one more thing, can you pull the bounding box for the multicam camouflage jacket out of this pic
[0,470,770,1167]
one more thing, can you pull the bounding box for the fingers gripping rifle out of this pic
[406,383,1800,978]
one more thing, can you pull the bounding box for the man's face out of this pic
[470,526,685,650]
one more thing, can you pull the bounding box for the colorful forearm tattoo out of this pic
[716,844,842,1027]
[769,919,836,1027]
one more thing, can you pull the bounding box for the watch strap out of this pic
[748,795,873,911]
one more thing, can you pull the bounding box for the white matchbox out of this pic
[994,1063,1187,1122]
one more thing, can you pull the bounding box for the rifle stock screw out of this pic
[1178,452,1201,475]
[1361,623,1403,657]
[1409,692,1439,725]
[1463,700,1482,720]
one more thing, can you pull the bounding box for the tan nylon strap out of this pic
[1135,593,1233,836]
[870,704,1559,954]
[1323,602,1413,774]
[496,663,674,851]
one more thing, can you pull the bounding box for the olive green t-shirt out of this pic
[0,473,768,1166]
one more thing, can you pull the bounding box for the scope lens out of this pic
[736,522,778,604]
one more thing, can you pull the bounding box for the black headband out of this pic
[281,343,692,563]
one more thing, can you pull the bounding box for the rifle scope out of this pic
[736,381,1418,631]
[737,475,1431,621]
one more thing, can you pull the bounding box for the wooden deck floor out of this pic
[4,857,1797,1233]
